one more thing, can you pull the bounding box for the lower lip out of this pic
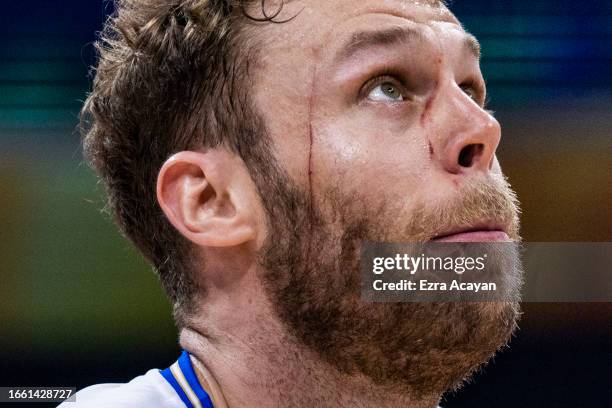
[433,230,510,242]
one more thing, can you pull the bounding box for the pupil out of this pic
[384,84,397,97]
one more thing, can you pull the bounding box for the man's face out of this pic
[251,0,516,239]
[245,0,522,399]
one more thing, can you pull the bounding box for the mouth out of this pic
[431,223,511,242]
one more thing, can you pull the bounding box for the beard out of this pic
[253,160,522,398]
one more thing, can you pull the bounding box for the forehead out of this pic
[244,0,473,191]
[250,0,462,50]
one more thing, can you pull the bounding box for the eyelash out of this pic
[361,72,491,112]
[460,82,487,108]
[360,71,407,100]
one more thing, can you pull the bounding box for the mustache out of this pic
[402,175,521,242]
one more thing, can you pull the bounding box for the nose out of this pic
[427,83,501,176]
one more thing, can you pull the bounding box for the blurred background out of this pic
[0,0,611,407]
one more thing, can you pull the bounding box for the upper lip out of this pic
[430,221,508,241]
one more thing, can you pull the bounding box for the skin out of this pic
[253,0,501,224]
[156,1,521,407]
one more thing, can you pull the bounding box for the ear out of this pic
[156,150,258,248]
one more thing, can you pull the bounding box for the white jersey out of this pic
[58,351,445,407]
[57,351,215,408]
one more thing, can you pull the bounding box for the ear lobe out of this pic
[156,150,257,248]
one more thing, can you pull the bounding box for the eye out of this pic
[367,81,405,102]
[460,82,485,106]
[460,84,477,101]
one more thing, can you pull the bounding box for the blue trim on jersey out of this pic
[160,364,194,408]
[178,351,215,408]
[160,351,215,408]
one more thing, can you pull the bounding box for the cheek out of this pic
[311,114,432,210]
[251,49,315,188]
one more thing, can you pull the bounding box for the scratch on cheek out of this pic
[307,65,317,217]
[307,125,314,217]
[302,59,318,269]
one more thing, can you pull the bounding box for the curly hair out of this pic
[82,0,448,326]
[82,0,282,324]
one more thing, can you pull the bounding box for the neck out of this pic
[180,309,440,408]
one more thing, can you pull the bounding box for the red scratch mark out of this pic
[307,70,317,218]
[303,57,319,268]
[306,124,315,222]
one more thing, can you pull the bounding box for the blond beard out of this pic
[258,169,522,398]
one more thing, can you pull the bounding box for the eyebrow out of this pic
[464,33,481,60]
[335,26,424,63]
[335,26,482,63]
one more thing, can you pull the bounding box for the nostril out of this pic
[458,143,484,168]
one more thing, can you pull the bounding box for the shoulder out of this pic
[57,369,184,408]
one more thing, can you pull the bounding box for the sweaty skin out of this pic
[252,1,499,227]
[164,1,521,407]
